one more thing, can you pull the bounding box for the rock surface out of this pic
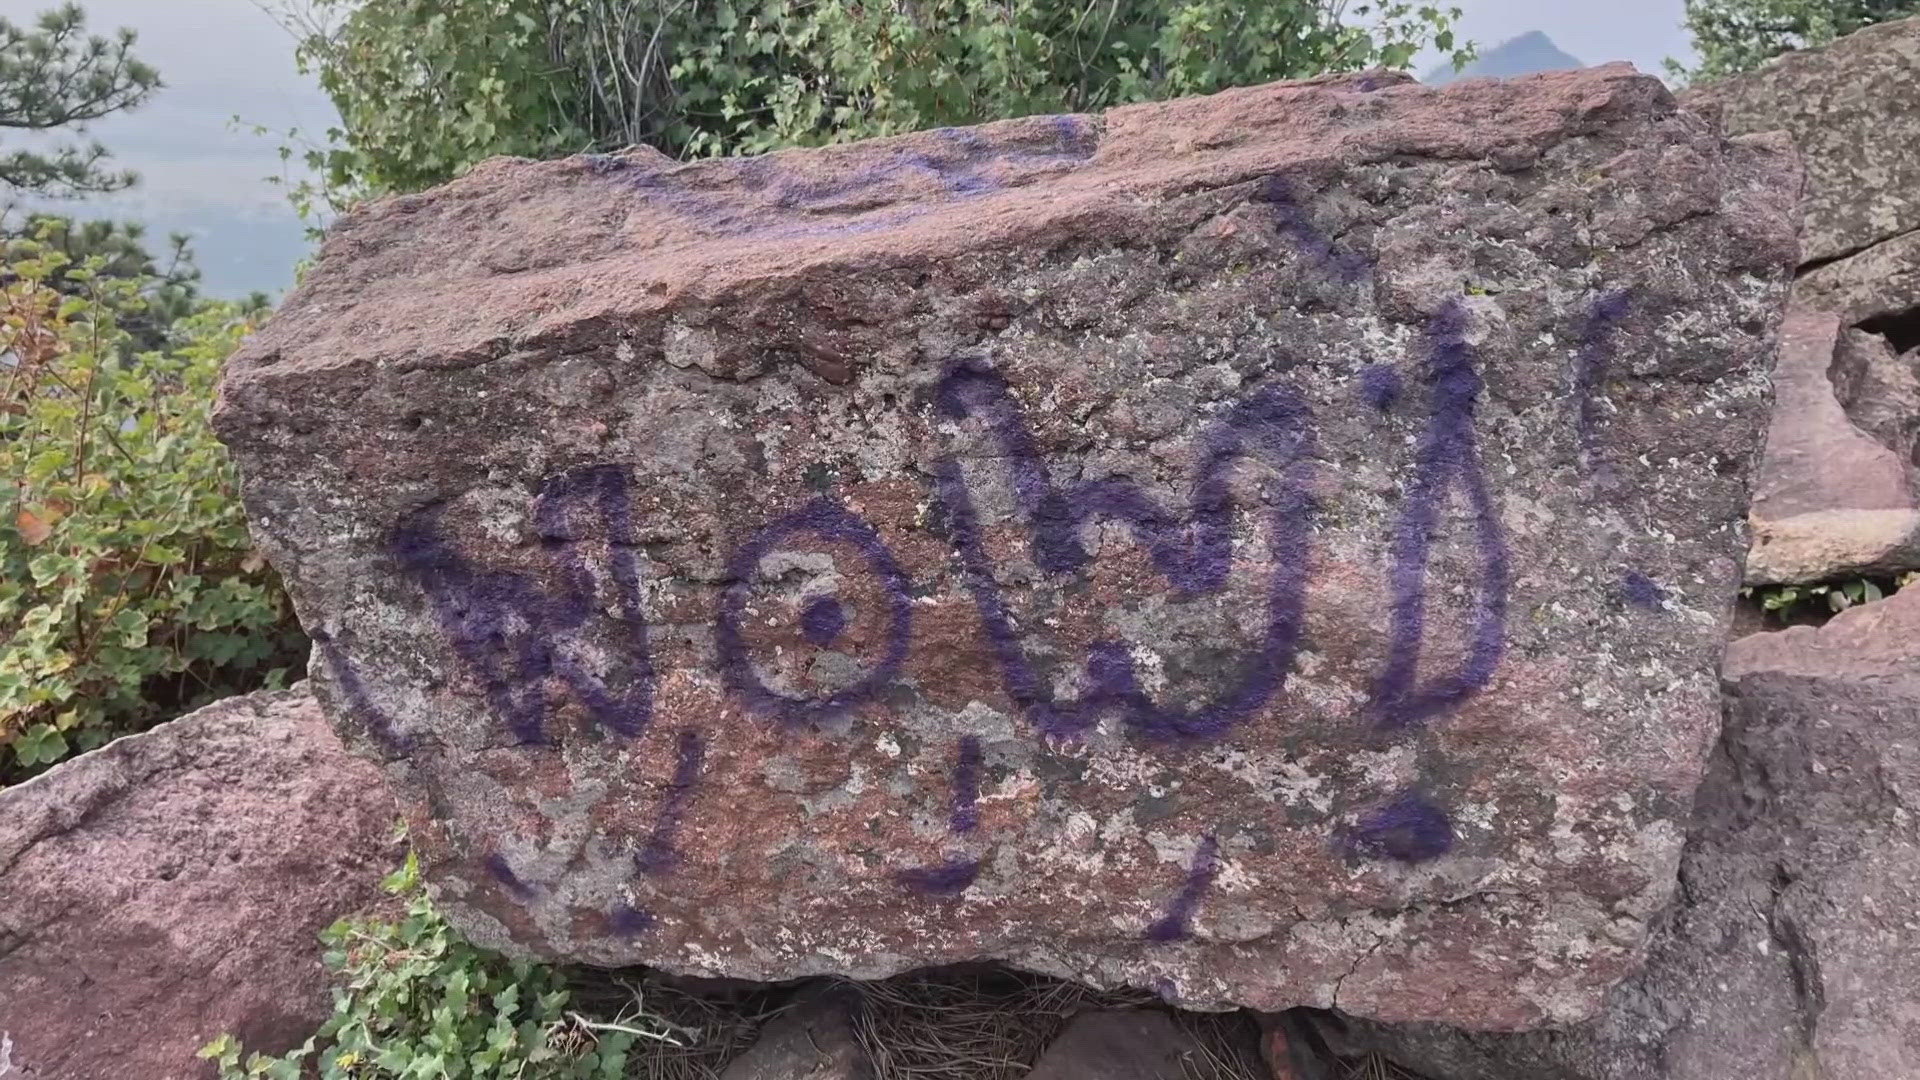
[1796,227,1920,327]
[1683,15,1920,270]
[1746,307,1920,583]
[1689,16,1920,586]
[1325,583,1920,1079]
[0,686,399,1080]
[1689,15,1920,344]
[215,66,1798,1027]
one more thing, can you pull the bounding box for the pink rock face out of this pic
[215,68,1799,1028]
[1751,308,1911,520]
[1746,306,1920,583]
[0,687,398,1080]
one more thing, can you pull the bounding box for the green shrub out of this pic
[202,852,670,1079]
[649,0,1468,157]
[1743,569,1918,622]
[0,230,305,784]
[272,0,1471,214]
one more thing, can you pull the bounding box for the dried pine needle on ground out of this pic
[568,963,1421,1080]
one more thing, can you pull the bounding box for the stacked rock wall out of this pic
[1687,16,1920,584]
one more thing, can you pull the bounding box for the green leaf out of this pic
[14,723,70,765]
[492,982,521,1015]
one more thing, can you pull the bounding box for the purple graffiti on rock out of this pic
[715,496,914,730]
[897,735,987,896]
[1367,301,1512,732]
[1144,835,1221,942]
[313,165,1641,947]
[931,357,1318,745]
[390,464,654,746]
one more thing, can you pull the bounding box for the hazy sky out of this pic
[0,0,332,295]
[0,0,1698,297]
[1418,0,1697,77]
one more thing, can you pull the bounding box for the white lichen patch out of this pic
[1345,744,1420,790]
[1145,831,1209,865]
[1199,746,1332,812]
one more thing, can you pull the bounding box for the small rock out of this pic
[1023,1011,1207,1080]
[0,685,399,1080]
[720,986,871,1080]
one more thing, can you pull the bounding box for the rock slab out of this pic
[215,67,1798,1027]
[0,686,398,1080]
[1685,15,1920,335]
[1797,228,1920,327]
[1326,584,1920,1078]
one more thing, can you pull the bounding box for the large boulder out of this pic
[1683,15,1920,276]
[1682,17,1920,587]
[213,66,1799,1027]
[1323,582,1920,1078]
[1686,15,1920,358]
[0,686,398,1080]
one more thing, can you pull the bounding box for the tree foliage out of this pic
[0,2,161,197]
[1674,0,1920,79]
[0,214,240,350]
[0,224,304,785]
[275,0,1470,214]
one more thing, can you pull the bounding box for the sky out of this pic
[0,0,1699,299]
[0,0,334,296]
[1414,0,1698,79]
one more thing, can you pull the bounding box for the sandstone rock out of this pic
[1747,507,1920,585]
[1322,583,1920,1079]
[214,67,1798,1026]
[1683,15,1920,267]
[1746,308,1920,583]
[1750,310,1911,517]
[1022,1011,1206,1080]
[0,686,399,1080]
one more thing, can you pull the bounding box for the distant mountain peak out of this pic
[1425,31,1584,86]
